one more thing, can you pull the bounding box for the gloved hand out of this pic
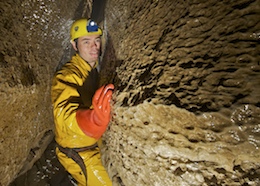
[76,84,114,139]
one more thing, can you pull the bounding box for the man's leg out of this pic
[86,152,112,186]
[56,148,112,186]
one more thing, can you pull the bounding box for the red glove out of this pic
[76,84,114,139]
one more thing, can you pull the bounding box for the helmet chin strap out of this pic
[74,39,78,51]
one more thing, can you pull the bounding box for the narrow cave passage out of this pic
[9,138,74,186]
[1,0,260,185]
[9,0,109,185]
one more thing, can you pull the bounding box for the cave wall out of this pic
[0,0,93,185]
[100,0,260,185]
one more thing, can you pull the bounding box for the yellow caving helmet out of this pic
[70,19,102,41]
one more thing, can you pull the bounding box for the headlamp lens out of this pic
[87,20,98,32]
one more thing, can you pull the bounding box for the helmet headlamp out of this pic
[87,20,99,32]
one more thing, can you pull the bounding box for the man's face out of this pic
[71,34,101,65]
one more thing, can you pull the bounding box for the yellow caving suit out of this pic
[51,53,112,186]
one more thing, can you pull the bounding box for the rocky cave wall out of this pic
[100,0,260,185]
[0,0,93,185]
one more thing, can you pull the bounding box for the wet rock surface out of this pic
[102,102,260,185]
[9,137,75,186]
[102,0,260,113]
[100,0,260,185]
[0,0,92,185]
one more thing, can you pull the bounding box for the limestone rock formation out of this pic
[0,0,92,185]
[100,0,260,185]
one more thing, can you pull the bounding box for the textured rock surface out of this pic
[0,0,92,185]
[100,0,260,185]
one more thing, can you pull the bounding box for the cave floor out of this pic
[9,139,75,186]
